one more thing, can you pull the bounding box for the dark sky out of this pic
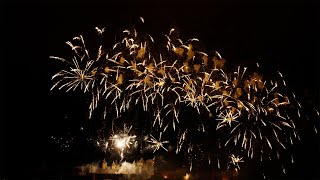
[1,0,319,179]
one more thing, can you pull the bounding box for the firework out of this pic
[145,133,169,153]
[50,18,319,178]
[228,154,244,171]
[96,124,137,160]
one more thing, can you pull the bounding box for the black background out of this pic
[1,0,319,179]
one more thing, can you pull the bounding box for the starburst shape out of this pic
[216,109,240,129]
[146,133,169,153]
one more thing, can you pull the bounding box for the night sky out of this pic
[1,0,319,179]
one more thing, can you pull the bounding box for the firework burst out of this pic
[50,18,319,177]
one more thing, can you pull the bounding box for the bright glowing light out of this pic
[107,125,137,160]
[115,136,126,149]
[183,173,190,180]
